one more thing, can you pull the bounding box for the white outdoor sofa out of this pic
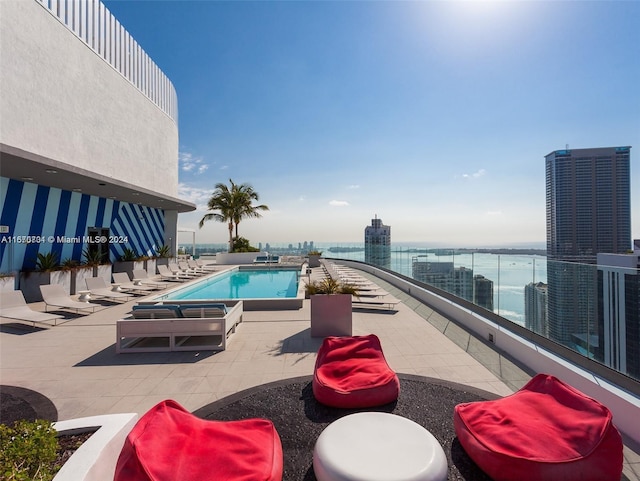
[116,301,243,354]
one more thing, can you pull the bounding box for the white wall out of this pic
[0,0,179,197]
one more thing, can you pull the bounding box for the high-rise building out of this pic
[412,260,486,304]
[525,282,548,336]
[454,267,474,302]
[597,251,640,379]
[474,275,494,312]
[364,216,391,268]
[412,260,453,292]
[545,146,632,349]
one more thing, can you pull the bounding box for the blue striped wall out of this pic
[0,177,165,272]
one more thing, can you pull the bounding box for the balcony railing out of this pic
[36,0,178,123]
[195,241,638,385]
[336,245,640,383]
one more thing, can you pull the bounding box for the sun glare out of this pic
[412,1,536,60]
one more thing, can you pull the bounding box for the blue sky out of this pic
[104,0,640,247]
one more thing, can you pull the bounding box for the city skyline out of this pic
[103,1,640,247]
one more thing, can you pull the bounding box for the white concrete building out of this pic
[0,0,195,272]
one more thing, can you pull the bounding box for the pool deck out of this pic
[1,264,639,479]
[1,265,516,418]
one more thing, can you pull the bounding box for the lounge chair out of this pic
[40,284,100,314]
[357,288,391,298]
[194,259,217,271]
[187,259,208,274]
[157,265,189,281]
[178,261,203,276]
[168,262,199,278]
[85,277,133,302]
[253,255,280,264]
[112,272,155,294]
[0,290,65,326]
[132,269,170,289]
[352,295,401,311]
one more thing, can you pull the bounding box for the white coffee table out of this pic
[313,412,448,481]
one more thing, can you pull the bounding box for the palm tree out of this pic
[199,181,235,251]
[231,182,269,240]
[199,179,269,252]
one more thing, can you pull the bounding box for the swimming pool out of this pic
[154,266,305,310]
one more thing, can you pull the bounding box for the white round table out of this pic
[77,290,91,302]
[313,412,448,481]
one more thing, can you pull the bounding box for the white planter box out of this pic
[310,294,353,337]
[112,261,144,279]
[94,264,113,285]
[308,254,322,268]
[19,271,72,302]
[53,413,138,481]
[145,258,157,277]
[73,267,94,295]
[0,275,17,291]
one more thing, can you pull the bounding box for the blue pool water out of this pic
[161,268,299,300]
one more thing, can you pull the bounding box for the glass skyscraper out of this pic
[545,147,632,350]
[364,216,391,268]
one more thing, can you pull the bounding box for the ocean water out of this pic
[325,249,547,326]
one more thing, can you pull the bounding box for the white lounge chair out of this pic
[352,295,401,311]
[112,272,155,294]
[132,269,170,289]
[195,259,217,271]
[357,288,391,298]
[0,290,65,326]
[40,284,100,314]
[169,262,199,277]
[178,261,203,276]
[187,259,208,274]
[85,277,133,302]
[157,265,189,281]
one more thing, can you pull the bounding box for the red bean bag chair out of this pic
[114,399,283,481]
[454,373,623,481]
[313,334,400,408]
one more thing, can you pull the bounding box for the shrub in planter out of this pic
[154,245,172,271]
[35,252,60,272]
[307,278,359,338]
[0,419,58,480]
[155,245,171,258]
[307,250,323,268]
[81,248,102,268]
[231,236,259,253]
[20,252,71,302]
[119,248,138,262]
[306,277,359,296]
